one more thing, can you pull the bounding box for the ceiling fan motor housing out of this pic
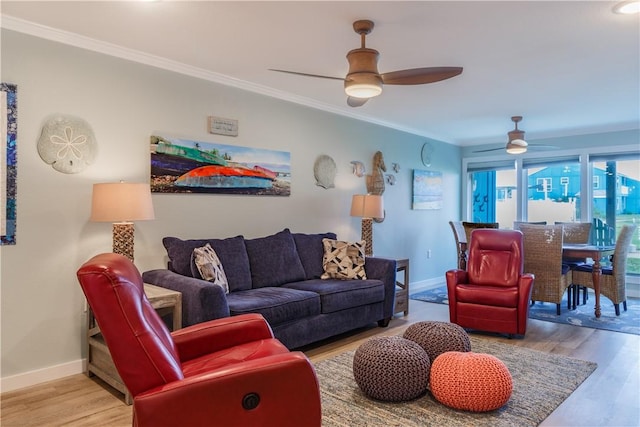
[508,129,525,142]
[345,48,383,98]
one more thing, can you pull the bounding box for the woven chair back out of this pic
[612,224,638,280]
[519,224,570,305]
[462,221,499,247]
[555,222,591,244]
[513,221,547,230]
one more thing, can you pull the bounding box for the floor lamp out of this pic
[350,194,384,256]
[90,182,155,262]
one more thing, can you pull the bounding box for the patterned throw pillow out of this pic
[321,238,367,280]
[192,243,229,293]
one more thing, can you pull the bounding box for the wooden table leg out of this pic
[592,259,602,318]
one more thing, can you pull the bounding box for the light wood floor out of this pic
[2,300,639,426]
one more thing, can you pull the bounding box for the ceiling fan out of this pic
[473,116,556,154]
[269,20,463,107]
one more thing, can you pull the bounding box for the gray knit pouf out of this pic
[403,321,471,362]
[353,336,430,402]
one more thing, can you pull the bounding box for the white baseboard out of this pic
[0,359,86,393]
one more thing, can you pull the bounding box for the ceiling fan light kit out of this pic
[613,0,640,14]
[506,139,528,154]
[344,73,383,98]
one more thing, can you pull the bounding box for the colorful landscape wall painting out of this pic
[412,169,443,210]
[150,135,291,196]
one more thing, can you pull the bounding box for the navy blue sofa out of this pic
[142,229,397,349]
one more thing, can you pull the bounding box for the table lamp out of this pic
[350,194,384,256]
[90,182,155,261]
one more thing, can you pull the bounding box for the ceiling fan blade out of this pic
[472,147,506,153]
[381,67,463,85]
[528,144,559,150]
[347,96,369,107]
[269,69,345,81]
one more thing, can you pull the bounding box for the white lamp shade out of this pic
[350,194,384,218]
[91,182,155,222]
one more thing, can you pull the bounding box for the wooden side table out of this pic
[85,283,182,405]
[394,259,410,316]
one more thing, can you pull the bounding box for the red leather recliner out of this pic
[446,229,534,336]
[77,253,322,427]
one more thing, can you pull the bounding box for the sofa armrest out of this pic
[171,314,275,362]
[364,257,397,321]
[142,269,230,327]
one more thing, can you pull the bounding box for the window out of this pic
[524,157,581,223]
[593,175,600,189]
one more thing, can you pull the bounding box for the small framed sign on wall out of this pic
[208,116,238,137]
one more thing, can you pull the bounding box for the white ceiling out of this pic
[2,1,639,147]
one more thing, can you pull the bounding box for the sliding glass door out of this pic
[590,155,640,274]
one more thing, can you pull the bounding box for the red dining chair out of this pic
[446,229,534,337]
[77,253,321,427]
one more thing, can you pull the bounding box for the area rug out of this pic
[410,286,640,336]
[316,335,597,427]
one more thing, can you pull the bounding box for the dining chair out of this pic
[571,224,637,316]
[446,229,534,337]
[555,221,592,305]
[449,221,467,270]
[591,218,616,246]
[519,224,572,315]
[462,221,499,249]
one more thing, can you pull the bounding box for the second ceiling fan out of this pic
[474,116,557,154]
[270,20,463,107]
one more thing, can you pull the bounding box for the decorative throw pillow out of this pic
[192,244,229,293]
[321,238,367,280]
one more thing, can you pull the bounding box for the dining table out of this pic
[562,243,616,318]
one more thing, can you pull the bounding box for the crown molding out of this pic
[1,15,439,140]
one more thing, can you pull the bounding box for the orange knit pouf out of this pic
[430,351,513,412]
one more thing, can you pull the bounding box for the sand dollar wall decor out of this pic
[314,155,337,189]
[37,115,97,174]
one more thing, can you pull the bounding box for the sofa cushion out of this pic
[293,232,337,279]
[321,239,367,280]
[284,279,385,314]
[191,244,229,294]
[227,287,320,326]
[163,235,252,292]
[244,229,306,288]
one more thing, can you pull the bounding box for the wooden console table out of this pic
[86,283,182,404]
[394,259,410,316]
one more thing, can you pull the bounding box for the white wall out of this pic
[0,30,461,389]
